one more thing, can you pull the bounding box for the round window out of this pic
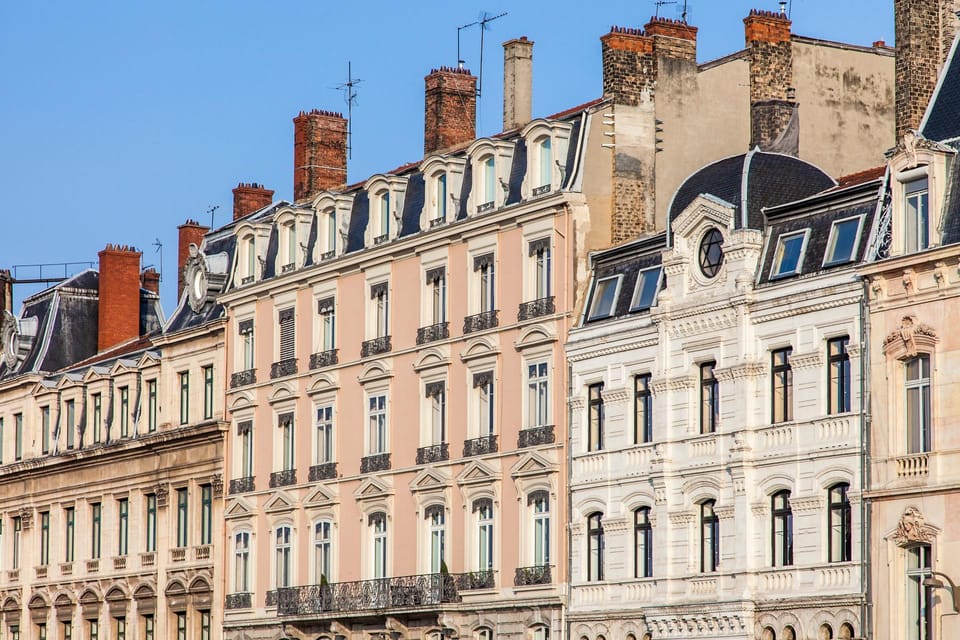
[698,228,724,278]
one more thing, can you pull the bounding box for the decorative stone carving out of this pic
[902,268,916,296]
[870,275,885,301]
[933,261,947,288]
[882,315,938,358]
[891,507,939,547]
[210,474,223,498]
[155,483,169,507]
[19,509,32,530]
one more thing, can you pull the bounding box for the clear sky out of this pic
[0,0,894,312]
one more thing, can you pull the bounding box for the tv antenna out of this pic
[335,62,362,160]
[680,0,692,23]
[654,0,676,18]
[152,238,163,283]
[457,11,507,98]
[206,204,220,229]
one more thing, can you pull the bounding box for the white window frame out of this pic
[822,214,864,267]
[532,492,551,567]
[376,191,391,243]
[630,266,663,312]
[531,241,552,300]
[367,393,388,455]
[277,412,295,472]
[535,136,553,190]
[314,403,334,465]
[426,507,446,574]
[904,177,930,254]
[233,529,251,593]
[313,520,333,583]
[274,524,293,588]
[432,172,448,224]
[586,275,622,321]
[322,208,337,256]
[476,501,495,571]
[525,360,550,428]
[769,229,811,279]
[370,512,388,579]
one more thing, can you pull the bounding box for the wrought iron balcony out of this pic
[361,335,392,357]
[309,462,338,481]
[532,184,552,197]
[270,358,298,379]
[476,201,495,214]
[518,425,555,448]
[281,263,296,273]
[225,593,252,610]
[454,570,496,591]
[463,310,498,334]
[416,321,449,345]
[270,469,297,488]
[463,435,498,457]
[517,296,556,321]
[514,565,552,586]
[320,250,336,261]
[310,349,338,369]
[266,590,278,607]
[229,476,255,494]
[360,453,391,473]
[416,443,449,465]
[276,573,461,616]
[230,369,256,388]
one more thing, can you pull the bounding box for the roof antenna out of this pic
[335,62,363,160]
[474,11,507,98]
[681,0,691,23]
[654,0,677,18]
[152,238,163,283]
[206,204,219,230]
[457,18,479,69]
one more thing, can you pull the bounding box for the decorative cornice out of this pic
[788,350,823,370]
[750,502,769,517]
[651,375,695,394]
[568,396,586,410]
[790,496,823,513]
[752,295,861,324]
[665,308,738,339]
[669,511,696,526]
[603,517,630,533]
[601,387,630,405]
[649,613,746,635]
[714,361,766,381]
[714,505,736,520]
[567,338,659,362]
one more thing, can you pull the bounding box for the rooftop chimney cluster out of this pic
[97,244,143,352]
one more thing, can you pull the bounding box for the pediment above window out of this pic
[224,497,255,520]
[882,315,938,359]
[456,460,500,486]
[354,476,393,501]
[889,506,940,547]
[409,468,451,493]
[671,194,737,245]
[510,451,556,478]
[263,491,296,514]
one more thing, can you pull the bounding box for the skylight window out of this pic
[587,275,622,321]
[630,266,663,312]
[770,230,809,279]
[823,216,863,266]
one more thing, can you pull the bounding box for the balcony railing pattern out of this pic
[171,548,186,563]
[416,443,450,464]
[230,369,256,388]
[270,469,297,488]
[271,359,298,379]
[195,545,211,561]
[454,570,496,591]
[320,250,336,261]
[514,565,552,586]
[229,476,255,494]
[416,322,450,345]
[896,453,929,478]
[35,566,47,580]
[361,453,391,473]
[86,559,100,573]
[310,349,339,369]
[140,552,155,568]
[7,569,19,583]
[60,562,73,576]
[518,296,556,321]
[361,336,392,358]
[532,184,552,197]
[309,462,338,481]
[112,556,126,570]
[463,435,498,457]
[277,573,461,616]
[476,201,495,214]
[225,593,252,610]
[518,425,555,448]
[463,310,499,334]
[266,590,278,607]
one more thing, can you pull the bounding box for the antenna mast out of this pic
[654,0,677,18]
[335,62,363,160]
[206,204,220,230]
[476,11,507,98]
[153,238,163,283]
[681,0,690,23]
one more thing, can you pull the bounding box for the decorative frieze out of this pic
[651,375,695,394]
[891,506,939,547]
[601,387,630,405]
[787,350,823,370]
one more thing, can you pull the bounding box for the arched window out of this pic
[426,506,445,573]
[818,623,834,640]
[701,500,719,572]
[771,490,793,567]
[322,208,337,257]
[530,626,549,640]
[783,626,796,640]
[376,191,391,243]
[587,512,604,581]
[274,525,292,588]
[233,531,250,593]
[838,623,854,639]
[314,520,332,583]
[906,355,931,453]
[635,507,652,578]
[531,492,550,567]
[476,500,494,571]
[370,512,388,579]
[536,137,552,192]
[434,173,448,223]
[828,483,851,562]
[476,628,493,640]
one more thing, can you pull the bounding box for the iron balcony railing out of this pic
[310,349,338,369]
[320,250,336,261]
[361,335,392,358]
[517,296,556,321]
[454,570,496,591]
[225,593,252,610]
[416,321,449,345]
[270,358,298,379]
[308,462,338,482]
[463,310,498,334]
[276,572,464,616]
[514,565,552,586]
[230,369,256,388]
[229,476,255,494]
[476,201,495,214]
[518,425,555,448]
[463,434,498,457]
[416,443,449,465]
[360,453,391,473]
[269,469,297,488]
[532,184,552,197]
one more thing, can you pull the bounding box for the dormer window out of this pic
[478,156,496,213]
[823,216,863,266]
[242,236,256,285]
[432,173,447,226]
[534,137,552,196]
[321,209,337,260]
[630,266,663,312]
[770,229,809,279]
[281,222,297,273]
[587,275,621,321]
[375,191,391,244]
[905,178,930,253]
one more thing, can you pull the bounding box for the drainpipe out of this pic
[860,276,872,640]
[566,360,574,640]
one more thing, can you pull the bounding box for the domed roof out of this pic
[668,149,836,230]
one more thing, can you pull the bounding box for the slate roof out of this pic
[581,233,666,324]
[164,229,235,333]
[921,38,960,142]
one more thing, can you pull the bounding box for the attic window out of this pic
[587,275,622,321]
[823,216,863,266]
[905,178,930,253]
[630,266,663,312]
[433,173,448,225]
[375,191,391,244]
[770,229,810,279]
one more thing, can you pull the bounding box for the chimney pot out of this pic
[424,67,477,154]
[503,36,534,131]
[233,182,275,220]
[294,110,348,201]
[141,268,160,295]
[98,244,143,352]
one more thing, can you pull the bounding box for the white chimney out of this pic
[503,36,534,131]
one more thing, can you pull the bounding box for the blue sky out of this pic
[0,1,894,312]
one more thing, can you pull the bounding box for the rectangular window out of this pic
[905,178,930,253]
[374,287,389,338]
[906,355,931,454]
[635,507,653,578]
[828,483,852,563]
[700,362,719,434]
[587,383,604,451]
[828,337,851,414]
[142,616,154,640]
[526,362,549,428]
[533,494,550,566]
[11,516,20,570]
[823,216,863,265]
[175,613,185,640]
[39,511,49,566]
[145,494,157,552]
[0,417,3,463]
[199,611,210,640]
[770,230,809,278]
[9,626,18,640]
[14,413,22,461]
[242,325,255,371]
[245,236,256,279]
[200,484,212,545]
[284,222,297,266]
[771,347,793,423]
[64,507,75,562]
[378,191,391,238]
[429,270,446,324]
[478,259,495,313]
[62,622,71,640]
[630,266,663,312]
[533,242,552,299]
[176,488,188,547]
[538,137,552,188]
[368,394,387,455]
[92,393,102,443]
[771,491,793,567]
[319,299,336,351]
[234,532,250,592]
[429,384,446,444]
[147,380,157,433]
[41,406,51,454]
[428,510,445,574]
[66,400,75,449]
[88,620,98,640]
[279,308,295,361]
[435,173,447,221]
[279,413,295,471]
[314,522,332,583]
[315,405,334,464]
[114,619,125,640]
[476,373,495,436]
[372,514,387,579]
[477,504,494,571]
[239,423,253,478]
[37,624,46,640]
[118,498,129,556]
[700,501,719,572]
[325,210,337,253]
[119,387,129,438]
[587,275,621,321]
[483,156,496,204]
[179,372,189,425]
[907,544,933,640]
[203,365,214,420]
[634,374,653,444]
[90,502,101,559]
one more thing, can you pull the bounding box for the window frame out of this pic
[367,393,388,455]
[315,404,334,465]
[769,229,811,279]
[314,520,333,583]
[700,500,719,573]
[202,365,214,420]
[176,488,188,548]
[526,361,550,428]
[145,494,157,553]
[629,266,663,312]
[634,507,653,578]
[700,362,719,434]
[586,275,622,321]
[827,337,851,415]
[370,512,388,579]
[904,177,930,254]
[587,382,604,452]
[274,524,293,588]
[476,501,494,571]
[822,215,864,266]
[634,374,653,444]
[827,483,851,563]
[178,371,190,425]
[906,543,933,640]
[532,492,550,567]
[771,490,793,567]
[118,498,129,556]
[587,512,604,582]
[234,530,251,593]
[771,347,794,423]
[90,502,102,560]
[905,355,932,454]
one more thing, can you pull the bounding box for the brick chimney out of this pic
[424,66,477,154]
[98,245,142,352]
[895,0,960,139]
[601,26,655,107]
[644,16,697,62]
[503,37,534,131]
[293,110,348,202]
[232,182,274,220]
[0,270,12,314]
[744,9,796,152]
[177,219,210,301]
[140,268,160,295]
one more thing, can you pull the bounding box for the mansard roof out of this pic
[921,36,960,142]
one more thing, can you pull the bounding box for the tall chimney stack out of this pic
[294,110,348,202]
[744,9,796,153]
[140,268,160,296]
[233,182,274,220]
[0,270,12,315]
[177,219,210,301]
[424,66,477,154]
[895,0,960,139]
[503,37,534,131]
[98,245,142,352]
